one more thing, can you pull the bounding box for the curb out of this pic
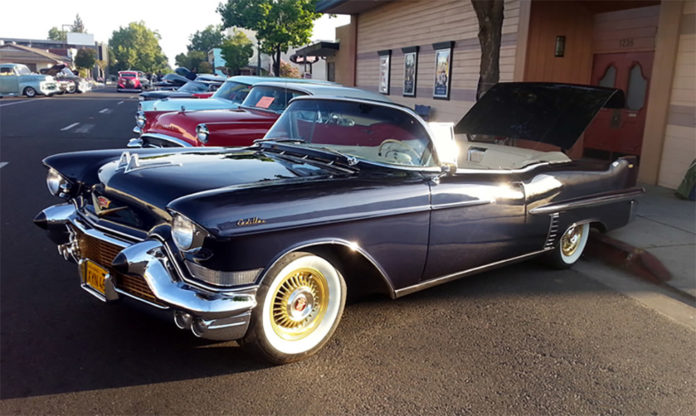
[586,230,695,301]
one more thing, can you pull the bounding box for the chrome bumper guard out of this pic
[34,203,257,341]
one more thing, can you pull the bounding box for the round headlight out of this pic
[46,168,69,196]
[135,112,145,128]
[196,124,209,144]
[172,214,196,251]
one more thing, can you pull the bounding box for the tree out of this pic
[197,61,213,73]
[188,25,226,53]
[218,0,321,77]
[109,22,170,73]
[71,14,86,33]
[175,50,207,72]
[471,0,504,99]
[220,30,254,75]
[280,61,300,78]
[48,27,66,41]
[75,48,96,70]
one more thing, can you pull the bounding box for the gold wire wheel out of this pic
[561,224,585,257]
[270,267,329,341]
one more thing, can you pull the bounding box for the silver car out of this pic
[0,63,57,97]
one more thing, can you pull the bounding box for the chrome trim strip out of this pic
[79,209,145,243]
[114,288,170,310]
[431,199,494,211]
[394,249,551,298]
[141,133,193,148]
[529,188,644,215]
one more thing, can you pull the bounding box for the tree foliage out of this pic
[188,25,226,53]
[75,48,96,70]
[218,0,321,76]
[109,22,170,73]
[471,0,504,99]
[175,50,208,73]
[280,61,300,78]
[71,14,86,33]
[220,30,254,75]
[48,27,67,41]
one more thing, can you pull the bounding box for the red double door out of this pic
[583,51,654,156]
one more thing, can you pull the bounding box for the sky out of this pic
[3,0,350,67]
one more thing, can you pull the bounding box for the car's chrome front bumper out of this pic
[34,203,257,341]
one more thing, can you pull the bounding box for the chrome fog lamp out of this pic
[46,168,71,197]
[196,124,209,144]
[171,214,207,252]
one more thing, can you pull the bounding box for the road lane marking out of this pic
[0,162,8,169]
[60,122,80,131]
[74,123,94,133]
[98,108,112,114]
[0,99,46,108]
[118,101,124,105]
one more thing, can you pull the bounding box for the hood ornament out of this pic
[117,151,180,173]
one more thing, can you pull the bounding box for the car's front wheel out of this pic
[547,222,590,268]
[243,252,346,364]
[23,87,36,97]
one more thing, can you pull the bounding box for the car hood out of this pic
[96,148,336,214]
[151,97,234,112]
[454,83,624,150]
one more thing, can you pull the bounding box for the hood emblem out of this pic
[92,193,127,217]
[96,196,111,210]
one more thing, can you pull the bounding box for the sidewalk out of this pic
[587,184,696,300]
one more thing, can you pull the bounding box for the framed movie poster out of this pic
[432,41,454,100]
[378,50,391,94]
[402,46,418,97]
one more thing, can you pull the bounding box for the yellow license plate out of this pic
[83,260,107,295]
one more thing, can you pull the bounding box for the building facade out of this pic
[318,0,695,190]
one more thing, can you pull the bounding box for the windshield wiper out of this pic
[307,145,359,166]
[254,138,307,144]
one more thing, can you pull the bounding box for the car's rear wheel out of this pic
[547,222,590,268]
[243,252,346,364]
[23,87,36,97]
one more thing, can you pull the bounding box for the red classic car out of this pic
[117,71,149,92]
[128,82,391,148]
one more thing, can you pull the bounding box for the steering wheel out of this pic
[377,139,421,164]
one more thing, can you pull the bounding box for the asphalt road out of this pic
[1,90,694,415]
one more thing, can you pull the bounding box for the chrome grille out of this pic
[74,228,165,306]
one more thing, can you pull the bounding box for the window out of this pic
[598,65,616,88]
[626,64,647,111]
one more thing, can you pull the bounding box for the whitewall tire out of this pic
[244,252,346,364]
[547,222,590,268]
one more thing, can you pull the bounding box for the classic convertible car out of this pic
[35,83,641,364]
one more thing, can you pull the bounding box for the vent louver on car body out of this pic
[544,213,560,249]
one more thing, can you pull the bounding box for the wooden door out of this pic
[583,51,654,156]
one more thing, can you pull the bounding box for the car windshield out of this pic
[178,81,207,93]
[213,81,252,102]
[120,73,136,78]
[241,86,306,114]
[264,99,437,167]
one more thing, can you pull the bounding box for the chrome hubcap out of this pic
[271,268,328,341]
[561,225,584,257]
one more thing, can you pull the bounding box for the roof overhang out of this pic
[291,41,339,64]
[316,0,393,14]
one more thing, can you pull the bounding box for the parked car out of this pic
[0,63,57,97]
[117,70,149,92]
[152,73,189,91]
[40,64,91,93]
[34,83,641,364]
[130,82,389,148]
[139,79,223,101]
